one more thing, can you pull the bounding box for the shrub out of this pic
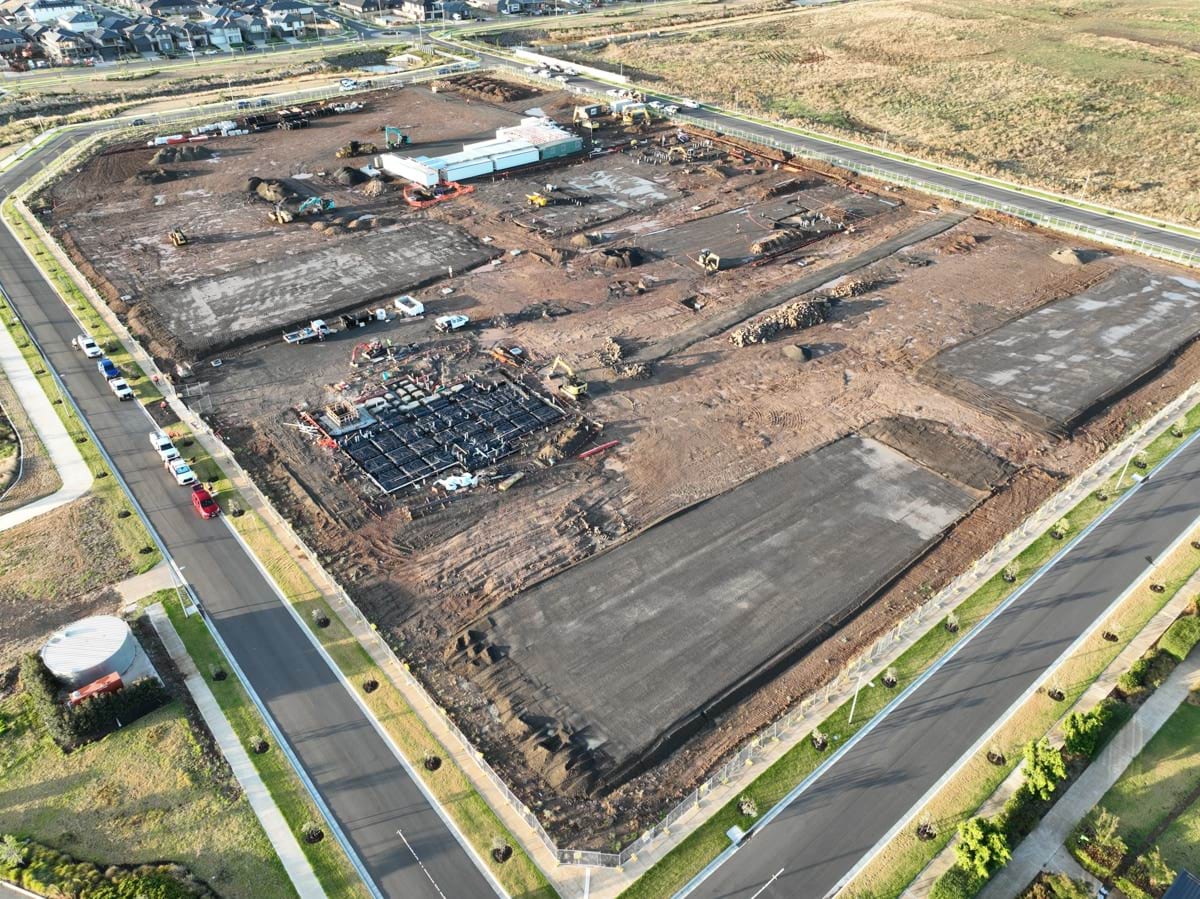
[1063,703,1112,758]
[1159,615,1200,662]
[1022,738,1066,801]
[1119,655,1153,693]
[1023,872,1094,899]
[1000,785,1044,842]
[930,863,987,899]
[737,795,758,818]
[954,816,1010,879]
[0,837,214,898]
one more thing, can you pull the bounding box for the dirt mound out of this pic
[360,178,388,197]
[252,178,297,204]
[334,166,367,186]
[570,233,598,248]
[150,144,211,164]
[1050,246,1088,266]
[730,297,831,346]
[597,247,643,269]
[435,74,534,103]
[130,167,179,185]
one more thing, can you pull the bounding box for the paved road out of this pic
[0,147,496,898]
[458,44,1200,262]
[680,439,1200,898]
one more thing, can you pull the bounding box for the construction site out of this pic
[37,74,1200,848]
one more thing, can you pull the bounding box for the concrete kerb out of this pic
[147,601,327,899]
[0,206,385,899]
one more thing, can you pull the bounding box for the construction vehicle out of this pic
[335,140,378,158]
[384,125,410,149]
[489,344,527,367]
[351,340,389,368]
[545,356,588,401]
[297,196,336,215]
[527,192,551,208]
[666,145,690,164]
[621,104,650,128]
[527,189,588,209]
[282,319,330,344]
[572,104,609,131]
[268,203,295,224]
[697,249,722,274]
[435,314,470,333]
[168,227,189,247]
[403,180,474,210]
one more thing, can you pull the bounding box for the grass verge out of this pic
[619,406,1200,899]
[163,591,370,899]
[0,670,294,899]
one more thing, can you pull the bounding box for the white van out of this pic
[393,295,425,317]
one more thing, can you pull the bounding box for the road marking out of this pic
[396,828,449,899]
[750,868,784,898]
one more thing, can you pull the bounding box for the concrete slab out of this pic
[467,436,976,781]
[930,267,1200,428]
[152,220,495,352]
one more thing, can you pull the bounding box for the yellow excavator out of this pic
[697,249,721,274]
[527,192,551,208]
[168,227,189,247]
[545,356,588,401]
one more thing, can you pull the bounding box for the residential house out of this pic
[55,9,97,31]
[230,11,265,42]
[199,12,240,44]
[123,18,174,52]
[11,0,82,24]
[265,8,301,36]
[134,0,198,17]
[168,17,209,48]
[38,25,89,60]
[83,25,125,57]
[0,25,31,55]
[261,0,313,22]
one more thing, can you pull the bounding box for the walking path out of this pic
[115,561,177,613]
[0,308,91,530]
[147,602,326,899]
[979,650,1200,899]
[902,573,1200,897]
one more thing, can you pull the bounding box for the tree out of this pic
[1023,738,1066,800]
[1063,704,1111,758]
[955,816,1011,879]
[1133,847,1175,893]
[1088,807,1124,852]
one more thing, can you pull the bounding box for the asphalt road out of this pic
[680,439,1200,899]
[460,45,1200,261]
[0,149,496,898]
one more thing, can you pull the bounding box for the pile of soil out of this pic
[436,74,535,103]
[150,144,212,165]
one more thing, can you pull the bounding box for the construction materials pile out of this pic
[597,337,652,380]
[751,229,807,257]
[435,73,533,103]
[729,297,831,347]
[150,144,212,164]
[536,419,593,465]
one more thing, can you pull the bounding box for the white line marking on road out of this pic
[396,828,449,899]
[749,868,784,899]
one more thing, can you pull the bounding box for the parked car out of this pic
[191,484,219,518]
[97,357,120,380]
[605,88,622,97]
[74,334,102,358]
[166,458,197,486]
[664,104,679,114]
[679,98,700,109]
[109,377,134,401]
[131,118,146,126]
[149,430,180,462]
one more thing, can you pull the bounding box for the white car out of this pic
[149,430,180,462]
[166,458,198,486]
[679,98,700,109]
[553,74,570,83]
[648,101,664,110]
[605,88,622,97]
[109,377,133,401]
[75,335,102,358]
[664,104,679,114]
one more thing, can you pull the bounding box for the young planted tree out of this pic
[954,816,1011,879]
[1023,737,1066,800]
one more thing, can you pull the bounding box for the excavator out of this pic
[298,196,336,215]
[544,356,587,401]
[168,227,189,247]
[350,340,388,368]
[697,249,721,274]
[384,126,410,149]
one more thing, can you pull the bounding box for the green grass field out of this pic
[0,683,294,899]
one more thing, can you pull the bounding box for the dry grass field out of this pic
[565,0,1200,225]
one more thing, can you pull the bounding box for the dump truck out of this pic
[282,319,330,344]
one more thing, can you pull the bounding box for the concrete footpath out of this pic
[980,650,1200,899]
[0,308,91,530]
[147,602,326,899]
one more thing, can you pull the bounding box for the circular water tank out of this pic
[41,615,136,687]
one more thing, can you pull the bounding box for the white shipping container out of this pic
[380,153,440,187]
[440,158,494,182]
[490,147,540,171]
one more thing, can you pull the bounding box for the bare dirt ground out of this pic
[46,78,1200,848]
[0,372,61,514]
[0,496,134,669]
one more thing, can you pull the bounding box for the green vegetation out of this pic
[163,595,369,899]
[1159,615,1200,663]
[621,404,1200,899]
[1022,738,1067,802]
[0,665,294,898]
[104,68,162,81]
[954,817,1011,880]
[1018,871,1094,899]
[564,0,1200,225]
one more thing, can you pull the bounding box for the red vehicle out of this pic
[191,484,220,519]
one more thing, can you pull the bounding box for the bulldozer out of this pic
[268,203,295,224]
[622,105,650,128]
[527,192,551,208]
[335,140,378,159]
[168,227,189,247]
[697,249,721,274]
[544,356,587,401]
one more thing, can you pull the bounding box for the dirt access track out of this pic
[43,76,1200,848]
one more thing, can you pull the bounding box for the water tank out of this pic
[41,615,137,688]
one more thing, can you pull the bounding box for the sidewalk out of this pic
[114,561,177,613]
[147,602,326,899]
[0,309,92,531]
[980,650,1200,899]
[902,572,1200,898]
